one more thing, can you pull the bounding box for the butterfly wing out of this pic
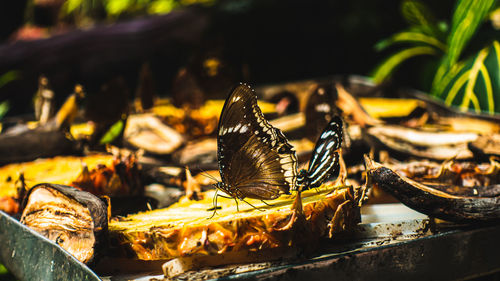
[304,83,339,142]
[301,115,343,189]
[217,83,298,199]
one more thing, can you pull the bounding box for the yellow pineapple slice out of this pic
[0,154,114,199]
[109,183,361,265]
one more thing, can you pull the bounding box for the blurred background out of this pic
[0,0,464,117]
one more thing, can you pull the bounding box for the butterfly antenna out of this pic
[196,165,219,182]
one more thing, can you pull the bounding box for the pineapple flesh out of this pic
[109,184,361,261]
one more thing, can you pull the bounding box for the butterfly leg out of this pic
[233,197,240,212]
[241,199,266,212]
[207,190,222,219]
[260,200,274,207]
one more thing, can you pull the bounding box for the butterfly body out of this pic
[216,83,298,201]
[297,115,343,191]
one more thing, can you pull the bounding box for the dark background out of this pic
[0,0,455,116]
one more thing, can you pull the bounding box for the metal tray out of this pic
[2,203,499,281]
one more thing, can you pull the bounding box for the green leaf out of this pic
[372,46,438,83]
[62,0,84,14]
[432,0,497,90]
[0,100,9,121]
[105,0,134,16]
[99,120,124,145]
[0,71,19,88]
[436,40,500,114]
[401,0,443,38]
[0,263,7,275]
[374,31,447,52]
[147,0,177,14]
[401,0,436,26]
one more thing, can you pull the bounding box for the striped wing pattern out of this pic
[297,115,343,190]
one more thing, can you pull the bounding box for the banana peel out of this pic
[364,155,500,223]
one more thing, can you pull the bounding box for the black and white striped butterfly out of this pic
[214,83,298,207]
[296,115,343,191]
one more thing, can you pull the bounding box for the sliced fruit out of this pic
[20,184,109,264]
[109,184,361,261]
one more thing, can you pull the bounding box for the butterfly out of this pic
[296,115,344,191]
[304,83,339,142]
[214,83,298,209]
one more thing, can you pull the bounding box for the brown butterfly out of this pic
[213,83,298,211]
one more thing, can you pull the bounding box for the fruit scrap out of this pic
[109,184,361,262]
[364,155,500,223]
[72,153,142,197]
[183,167,203,201]
[20,184,109,264]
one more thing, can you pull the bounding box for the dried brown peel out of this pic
[335,84,382,127]
[390,157,500,197]
[109,184,360,261]
[469,134,500,157]
[365,125,478,160]
[124,114,184,155]
[364,155,500,223]
[20,184,109,264]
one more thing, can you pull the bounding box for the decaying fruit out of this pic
[153,99,276,139]
[72,153,142,196]
[469,134,500,158]
[20,183,109,264]
[109,184,361,262]
[0,154,114,214]
[123,114,184,155]
[0,153,142,214]
[364,125,478,160]
[364,155,500,223]
[391,157,500,197]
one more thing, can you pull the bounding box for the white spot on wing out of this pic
[315,103,331,113]
[326,141,335,150]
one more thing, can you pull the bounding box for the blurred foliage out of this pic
[99,119,124,144]
[0,101,9,121]
[61,0,214,25]
[372,0,500,114]
[0,263,17,281]
[432,0,497,90]
[0,71,19,121]
[372,0,448,83]
[0,264,7,275]
[0,71,19,89]
[438,40,500,113]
